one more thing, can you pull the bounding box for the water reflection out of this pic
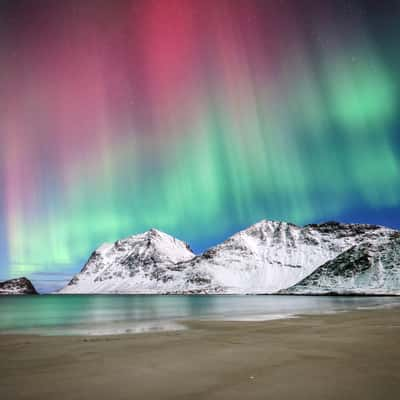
[0,295,399,335]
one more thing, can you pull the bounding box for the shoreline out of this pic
[1,308,400,399]
[4,292,399,296]
[1,301,400,337]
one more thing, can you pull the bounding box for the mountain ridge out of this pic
[59,219,398,295]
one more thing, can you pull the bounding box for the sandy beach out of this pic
[1,308,400,400]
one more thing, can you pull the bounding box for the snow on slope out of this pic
[0,277,38,295]
[59,229,195,294]
[176,221,394,294]
[60,220,396,294]
[281,232,400,295]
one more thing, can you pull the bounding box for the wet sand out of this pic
[1,308,400,400]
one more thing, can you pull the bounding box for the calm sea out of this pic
[0,295,399,336]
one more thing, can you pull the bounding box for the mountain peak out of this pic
[60,228,195,294]
[254,219,299,228]
[122,228,176,243]
[231,220,300,241]
[147,228,164,236]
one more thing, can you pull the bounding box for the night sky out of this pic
[1,0,399,292]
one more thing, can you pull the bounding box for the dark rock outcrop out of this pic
[0,277,38,295]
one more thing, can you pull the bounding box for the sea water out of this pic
[0,295,399,336]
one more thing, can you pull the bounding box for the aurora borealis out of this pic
[0,0,399,292]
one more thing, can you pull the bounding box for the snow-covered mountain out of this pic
[59,220,397,294]
[173,221,394,294]
[280,232,400,295]
[59,229,195,294]
[0,277,38,295]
